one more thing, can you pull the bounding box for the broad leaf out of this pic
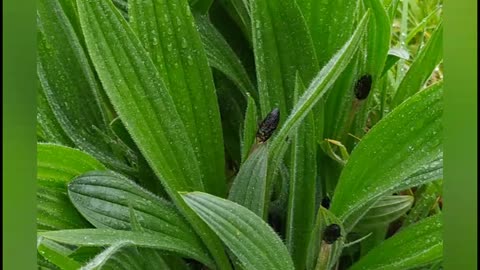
[330,82,443,231]
[68,170,207,256]
[39,229,214,267]
[76,1,232,268]
[228,144,269,217]
[37,143,105,231]
[355,195,414,230]
[251,0,319,118]
[37,0,129,172]
[182,192,294,270]
[129,0,226,197]
[349,214,443,270]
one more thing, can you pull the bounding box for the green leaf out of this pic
[195,14,256,99]
[68,170,207,256]
[229,12,369,219]
[37,85,72,146]
[37,238,81,270]
[129,0,226,197]
[37,143,105,231]
[392,22,443,107]
[299,0,358,67]
[190,0,213,14]
[76,1,232,268]
[228,144,269,217]
[381,48,410,77]
[403,181,442,227]
[37,0,129,173]
[39,229,214,267]
[251,0,319,118]
[355,195,414,230]
[268,11,370,170]
[285,76,316,270]
[394,153,443,193]
[349,214,443,270]
[182,192,295,270]
[330,82,443,232]
[363,0,391,77]
[81,242,132,270]
[241,94,258,163]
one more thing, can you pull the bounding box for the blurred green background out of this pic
[2,0,477,269]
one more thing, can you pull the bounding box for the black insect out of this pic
[354,74,373,100]
[323,223,342,244]
[321,196,331,209]
[256,108,280,143]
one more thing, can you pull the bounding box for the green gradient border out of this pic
[3,0,37,269]
[444,0,478,270]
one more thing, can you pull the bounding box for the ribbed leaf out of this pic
[39,229,214,267]
[80,242,177,270]
[392,22,443,107]
[182,192,294,270]
[37,0,129,172]
[299,0,358,67]
[76,1,232,268]
[68,170,207,257]
[37,84,72,145]
[355,195,414,230]
[330,82,443,231]
[128,0,226,197]
[37,143,105,231]
[285,76,316,270]
[251,0,319,118]
[228,144,269,217]
[349,214,443,270]
[195,14,256,99]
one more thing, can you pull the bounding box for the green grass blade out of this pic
[364,0,391,77]
[241,94,258,163]
[39,229,214,267]
[129,0,226,197]
[349,214,443,270]
[330,82,443,231]
[76,1,232,268]
[392,22,443,107]
[182,192,295,270]
[285,76,316,270]
[37,143,105,231]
